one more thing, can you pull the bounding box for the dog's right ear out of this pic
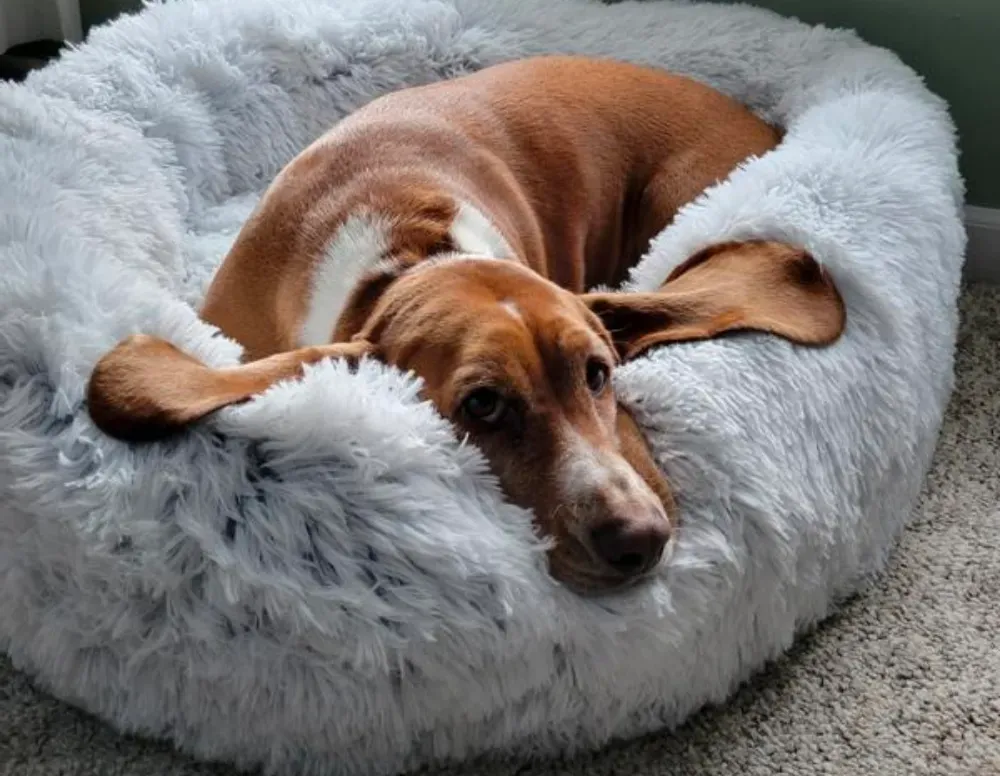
[87,335,375,442]
[332,258,414,343]
[581,241,845,360]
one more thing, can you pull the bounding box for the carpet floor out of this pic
[2,283,997,776]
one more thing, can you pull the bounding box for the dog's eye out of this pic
[461,388,508,426]
[585,358,610,395]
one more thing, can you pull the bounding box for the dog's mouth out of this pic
[562,572,654,597]
[550,536,675,597]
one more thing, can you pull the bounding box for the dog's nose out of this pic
[589,515,670,576]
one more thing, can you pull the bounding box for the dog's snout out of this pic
[589,515,670,576]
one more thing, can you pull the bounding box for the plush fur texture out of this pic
[0,1,964,775]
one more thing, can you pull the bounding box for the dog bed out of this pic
[0,0,964,774]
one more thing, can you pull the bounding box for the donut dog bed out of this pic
[0,0,964,774]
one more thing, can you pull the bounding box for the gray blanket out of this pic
[0,0,964,774]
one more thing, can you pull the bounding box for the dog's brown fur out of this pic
[87,56,845,594]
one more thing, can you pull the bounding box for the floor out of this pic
[1,283,997,776]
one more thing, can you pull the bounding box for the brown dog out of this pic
[88,56,845,594]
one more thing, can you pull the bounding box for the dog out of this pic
[87,56,845,594]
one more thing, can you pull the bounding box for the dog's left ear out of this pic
[87,335,377,442]
[332,190,458,343]
[581,240,846,360]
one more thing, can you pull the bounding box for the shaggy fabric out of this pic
[3,282,997,776]
[0,1,964,775]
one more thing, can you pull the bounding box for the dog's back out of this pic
[202,57,780,358]
[88,57,845,595]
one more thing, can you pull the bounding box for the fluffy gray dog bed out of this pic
[0,0,964,774]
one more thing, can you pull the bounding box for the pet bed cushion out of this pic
[0,0,964,774]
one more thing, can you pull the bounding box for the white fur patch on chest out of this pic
[449,201,513,259]
[298,200,510,347]
[299,213,390,346]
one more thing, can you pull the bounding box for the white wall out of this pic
[0,0,82,51]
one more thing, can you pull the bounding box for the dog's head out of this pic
[87,240,844,595]
[335,256,674,592]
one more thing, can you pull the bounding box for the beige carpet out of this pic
[2,284,998,776]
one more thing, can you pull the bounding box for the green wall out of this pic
[724,0,999,208]
[79,0,141,32]
[81,0,998,207]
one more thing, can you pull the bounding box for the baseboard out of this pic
[965,206,1000,284]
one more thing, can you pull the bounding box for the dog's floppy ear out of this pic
[331,191,458,343]
[87,335,376,442]
[332,258,418,343]
[581,240,846,360]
